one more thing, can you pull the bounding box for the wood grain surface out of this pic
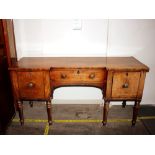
[9,57,149,71]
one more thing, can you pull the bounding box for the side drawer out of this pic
[17,71,45,99]
[111,72,141,99]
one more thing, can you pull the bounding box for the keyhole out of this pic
[126,72,128,76]
[77,70,80,74]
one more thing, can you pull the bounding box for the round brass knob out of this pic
[89,73,95,79]
[28,82,35,88]
[61,73,67,79]
[77,70,80,74]
[122,83,129,88]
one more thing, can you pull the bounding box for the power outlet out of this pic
[72,19,82,30]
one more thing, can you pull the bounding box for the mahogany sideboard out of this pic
[9,57,149,126]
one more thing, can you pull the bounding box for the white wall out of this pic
[13,19,155,104]
[14,19,108,58]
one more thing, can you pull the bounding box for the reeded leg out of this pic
[46,100,52,125]
[29,101,33,107]
[102,101,110,126]
[17,101,24,125]
[132,100,141,126]
[122,100,126,108]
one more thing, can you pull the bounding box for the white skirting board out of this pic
[51,99,138,105]
[23,100,155,106]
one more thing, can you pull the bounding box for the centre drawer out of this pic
[50,68,106,85]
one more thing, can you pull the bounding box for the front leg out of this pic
[46,100,52,125]
[17,101,24,125]
[122,100,126,108]
[102,101,110,126]
[132,100,141,126]
[29,101,33,107]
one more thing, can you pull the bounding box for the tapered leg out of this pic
[29,101,33,107]
[122,100,126,108]
[46,101,52,125]
[132,100,141,126]
[17,101,24,125]
[102,101,110,126]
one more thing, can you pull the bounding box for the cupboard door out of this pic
[111,72,140,99]
[18,71,45,99]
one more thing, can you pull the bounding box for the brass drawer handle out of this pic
[61,73,67,79]
[89,73,95,79]
[122,83,129,88]
[28,82,35,88]
[77,70,80,74]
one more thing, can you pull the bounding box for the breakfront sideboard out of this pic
[9,57,149,126]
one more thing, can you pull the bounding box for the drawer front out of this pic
[50,68,106,87]
[111,72,140,99]
[17,71,45,99]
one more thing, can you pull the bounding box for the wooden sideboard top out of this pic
[9,57,149,71]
